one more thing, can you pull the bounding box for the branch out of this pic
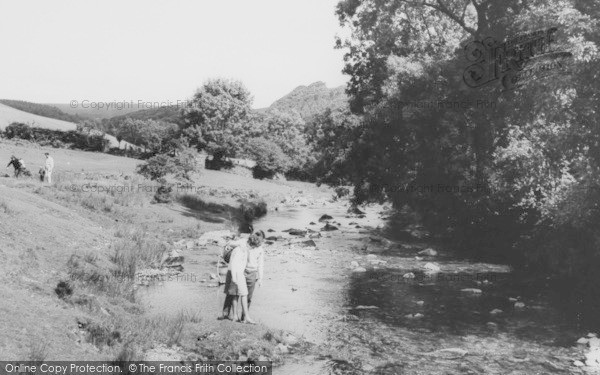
[422,0,478,36]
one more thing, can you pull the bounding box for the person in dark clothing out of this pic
[6,156,23,178]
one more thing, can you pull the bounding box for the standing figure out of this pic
[44,153,54,184]
[242,230,265,320]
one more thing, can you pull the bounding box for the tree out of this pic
[332,0,600,319]
[181,78,253,159]
[306,108,362,185]
[136,145,199,181]
[253,109,311,174]
[114,118,180,154]
[244,137,291,179]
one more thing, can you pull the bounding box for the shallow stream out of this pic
[138,203,586,374]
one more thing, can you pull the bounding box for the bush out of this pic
[205,150,233,171]
[245,138,291,179]
[4,122,33,140]
[136,154,175,181]
[3,122,109,152]
[153,179,173,203]
[136,147,199,181]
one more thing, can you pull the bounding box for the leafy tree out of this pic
[306,108,362,185]
[135,145,198,181]
[253,109,311,174]
[333,0,600,298]
[136,154,175,181]
[244,137,291,179]
[181,78,252,159]
[114,118,180,154]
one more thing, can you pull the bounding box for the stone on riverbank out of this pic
[161,249,184,270]
[423,262,441,273]
[321,223,338,231]
[348,206,365,215]
[418,248,438,256]
[461,288,482,294]
[296,239,317,248]
[197,230,235,246]
[352,267,367,273]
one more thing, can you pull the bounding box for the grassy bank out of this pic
[0,145,325,361]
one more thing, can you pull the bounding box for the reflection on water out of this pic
[348,268,581,344]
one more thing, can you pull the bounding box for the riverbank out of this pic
[0,147,595,373]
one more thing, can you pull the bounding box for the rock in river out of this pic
[318,214,333,222]
[284,229,307,236]
[418,248,438,256]
[321,223,339,231]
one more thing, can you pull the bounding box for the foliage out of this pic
[109,105,184,126]
[333,0,600,318]
[4,122,109,151]
[244,137,291,179]
[115,118,180,154]
[305,108,362,185]
[4,122,34,140]
[136,146,199,181]
[136,154,175,181]
[181,78,252,158]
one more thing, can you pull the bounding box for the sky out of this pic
[0,0,348,109]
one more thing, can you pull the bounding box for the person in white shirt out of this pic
[218,235,248,320]
[44,153,54,184]
[219,234,261,324]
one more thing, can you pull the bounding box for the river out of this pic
[138,202,587,374]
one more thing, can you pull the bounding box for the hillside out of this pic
[51,103,142,120]
[0,104,137,150]
[108,105,183,125]
[268,81,348,120]
[0,100,82,123]
[0,103,77,132]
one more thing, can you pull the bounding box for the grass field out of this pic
[0,103,78,131]
[0,138,336,361]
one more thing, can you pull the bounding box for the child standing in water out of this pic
[222,234,259,324]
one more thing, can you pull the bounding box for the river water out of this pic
[138,203,586,374]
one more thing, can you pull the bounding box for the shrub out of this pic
[136,147,199,181]
[3,123,109,152]
[153,179,173,203]
[245,137,291,179]
[136,154,175,181]
[205,150,233,171]
[4,122,33,140]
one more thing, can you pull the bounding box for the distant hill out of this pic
[0,100,82,123]
[0,103,77,132]
[267,81,348,120]
[0,103,137,149]
[51,103,142,120]
[109,105,183,125]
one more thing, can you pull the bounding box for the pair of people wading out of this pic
[219,231,265,324]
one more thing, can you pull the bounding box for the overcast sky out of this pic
[0,0,348,108]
